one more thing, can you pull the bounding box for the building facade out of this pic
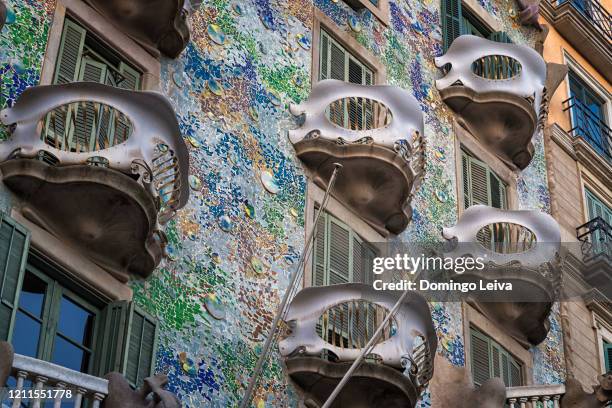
[0,0,609,407]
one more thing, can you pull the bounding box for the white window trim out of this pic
[562,52,612,129]
[303,180,386,288]
[42,0,161,90]
[593,312,612,373]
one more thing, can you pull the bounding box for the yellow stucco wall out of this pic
[539,16,611,131]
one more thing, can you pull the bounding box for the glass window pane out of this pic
[12,311,42,357]
[18,272,47,318]
[52,335,90,373]
[57,296,95,347]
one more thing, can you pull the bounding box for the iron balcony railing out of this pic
[563,96,612,163]
[549,0,612,42]
[577,216,612,260]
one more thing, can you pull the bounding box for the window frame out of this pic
[463,304,532,386]
[454,124,519,214]
[311,8,386,87]
[441,0,503,50]
[9,253,103,375]
[461,148,508,210]
[470,326,523,387]
[303,181,385,289]
[42,0,160,90]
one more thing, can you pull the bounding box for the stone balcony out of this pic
[0,341,179,408]
[289,79,426,236]
[278,283,436,408]
[435,35,567,170]
[443,205,563,347]
[82,0,202,58]
[0,82,189,282]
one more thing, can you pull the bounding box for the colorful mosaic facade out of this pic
[0,0,565,406]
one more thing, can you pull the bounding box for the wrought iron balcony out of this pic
[542,0,612,82]
[443,205,563,347]
[0,82,189,281]
[82,0,202,58]
[435,35,567,170]
[563,96,612,163]
[0,341,179,408]
[289,79,426,236]
[279,283,436,408]
[576,216,612,293]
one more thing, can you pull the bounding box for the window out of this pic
[568,71,610,159]
[0,214,158,387]
[441,0,511,50]
[319,29,377,131]
[43,18,142,152]
[12,264,99,373]
[312,211,378,287]
[470,327,523,387]
[461,150,507,210]
[605,341,612,371]
[585,188,612,256]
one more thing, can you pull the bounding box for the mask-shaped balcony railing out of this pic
[279,283,436,408]
[82,0,202,58]
[443,205,562,347]
[435,35,567,170]
[289,79,426,236]
[563,96,612,163]
[0,82,189,281]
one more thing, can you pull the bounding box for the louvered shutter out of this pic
[442,0,461,51]
[328,218,351,285]
[500,351,510,385]
[605,342,612,371]
[489,31,513,43]
[44,20,87,145]
[471,329,492,386]
[313,213,327,287]
[0,214,30,342]
[124,305,158,388]
[510,360,522,386]
[491,345,501,378]
[53,20,87,84]
[352,236,364,284]
[108,62,140,145]
[69,58,107,152]
[320,31,330,80]
[95,301,130,376]
[489,172,506,209]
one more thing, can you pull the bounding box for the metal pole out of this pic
[240,163,343,408]
[321,289,412,408]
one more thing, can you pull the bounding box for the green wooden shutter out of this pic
[70,58,107,151]
[352,236,364,284]
[488,32,513,43]
[327,217,351,285]
[95,301,131,376]
[0,214,30,341]
[471,329,492,386]
[442,0,461,51]
[95,302,158,388]
[462,151,507,210]
[313,213,327,287]
[604,342,612,372]
[320,31,330,81]
[509,360,522,386]
[53,19,87,84]
[124,304,158,388]
[118,62,141,91]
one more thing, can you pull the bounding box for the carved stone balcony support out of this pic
[435,35,567,170]
[279,283,436,408]
[82,0,201,58]
[289,79,426,236]
[443,205,562,347]
[0,82,189,281]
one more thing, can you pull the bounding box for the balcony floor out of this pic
[286,357,419,408]
[0,159,163,281]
